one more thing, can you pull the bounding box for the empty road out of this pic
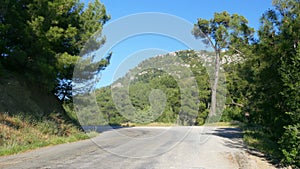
[0,126,275,169]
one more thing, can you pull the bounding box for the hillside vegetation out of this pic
[94,50,228,126]
[0,0,299,167]
[0,0,109,155]
[0,70,88,155]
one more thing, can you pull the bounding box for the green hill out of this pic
[93,50,215,126]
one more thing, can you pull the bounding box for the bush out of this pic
[279,123,300,167]
[221,106,243,122]
[62,102,78,122]
[195,109,209,125]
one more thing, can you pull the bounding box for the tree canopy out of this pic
[192,11,254,117]
[0,0,110,100]
[192,1,300,166]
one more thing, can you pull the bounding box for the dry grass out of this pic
[204,121,244,127]
[0,112,88,156]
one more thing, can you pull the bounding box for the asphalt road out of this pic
[0,126,275,169]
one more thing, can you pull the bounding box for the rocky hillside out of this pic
[91,50,215,126]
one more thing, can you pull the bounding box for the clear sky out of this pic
[82,0,274,87]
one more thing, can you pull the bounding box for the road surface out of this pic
[0,126,275,169]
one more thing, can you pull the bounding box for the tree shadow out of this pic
[213,127,243,139]
[212,127,245,149]
[207,127,279,167]
[82,125,132,133]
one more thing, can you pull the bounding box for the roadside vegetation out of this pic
[193,1,300,167]
[0,112,88,156]
[0,0,299,168]
[242,124,282,162]
[0,0,109,156]
[95,1,300,167]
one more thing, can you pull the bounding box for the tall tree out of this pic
[250,0,300,134]
[0,0,110,101]
[248,0,300,166]
[192,11,254,116]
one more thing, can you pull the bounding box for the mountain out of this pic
[91,50,216,126]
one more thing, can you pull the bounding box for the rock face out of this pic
[0,71,63,116]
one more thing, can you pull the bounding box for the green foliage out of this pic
[0,112,88,156]
[95,86,126,125]
[2,1,300,166]
[0,0,110,99]
[192,2,300,166]
[0,0,110,156]
[62,102,78,122]
[95,50,211,126]
[239,0,300,167]
[192,11,254,118]
[221,107,243,122]
[279,124,300,167]
[243,125,281,161]
[222,61,250,123]
[192,11,254,51]
[195,109,209,125]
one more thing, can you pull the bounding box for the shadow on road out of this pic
[213,127,243,139]
[82,125,132,133]
[209,127,279,167]
[212,127,245,149]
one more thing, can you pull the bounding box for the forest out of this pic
[0,0,299,167]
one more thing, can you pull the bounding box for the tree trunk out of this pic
[210,50,220,117]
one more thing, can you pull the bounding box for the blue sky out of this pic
[82,0,274,87]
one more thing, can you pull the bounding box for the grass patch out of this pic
[85,131,99,138]
[0,112,89,156]
[204,121,244,127]
[242,124,281,163]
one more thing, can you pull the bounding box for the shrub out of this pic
[279,123,300,167]
[221,106,243,122]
